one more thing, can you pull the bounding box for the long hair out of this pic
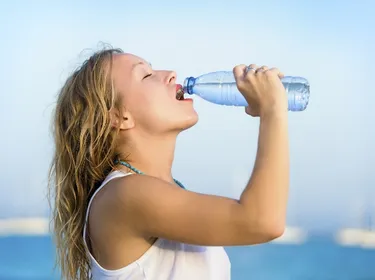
[48,47,124,279]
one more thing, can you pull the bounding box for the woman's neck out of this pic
[117,132,177,183]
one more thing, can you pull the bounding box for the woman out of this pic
[49,47,289,280]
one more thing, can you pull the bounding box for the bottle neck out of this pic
[183,77,195,95]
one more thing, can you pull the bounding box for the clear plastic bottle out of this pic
[183,71,310,111]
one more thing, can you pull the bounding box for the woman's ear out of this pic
[110,108,135,130]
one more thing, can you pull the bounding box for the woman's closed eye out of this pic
[143,73,152,79]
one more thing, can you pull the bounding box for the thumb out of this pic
[245,106,252,115]
[245,105,259,117]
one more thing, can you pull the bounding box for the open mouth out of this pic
[176,87,185,100]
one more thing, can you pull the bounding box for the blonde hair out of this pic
[48,47,124,279]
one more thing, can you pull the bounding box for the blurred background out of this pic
[0,0,374,279]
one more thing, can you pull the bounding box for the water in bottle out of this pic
[182,71,310,111]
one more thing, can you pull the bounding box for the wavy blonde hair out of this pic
[48,47,124,280]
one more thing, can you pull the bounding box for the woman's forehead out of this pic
[113,53,149,70]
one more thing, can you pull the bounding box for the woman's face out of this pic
[112,53,198,134]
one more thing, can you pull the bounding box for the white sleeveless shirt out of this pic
[83,171,231,280]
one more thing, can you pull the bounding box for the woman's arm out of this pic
[107,110,288,246]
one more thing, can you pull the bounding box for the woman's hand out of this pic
[233,64,287,117]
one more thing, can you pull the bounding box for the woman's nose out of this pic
[165,71,177,84]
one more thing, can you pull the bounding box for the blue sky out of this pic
[0,0,374,233]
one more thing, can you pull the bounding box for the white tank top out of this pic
[83,171,231,280]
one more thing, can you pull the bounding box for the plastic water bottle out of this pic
[183,71,310,111]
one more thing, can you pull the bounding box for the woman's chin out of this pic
[174,113,199,132]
